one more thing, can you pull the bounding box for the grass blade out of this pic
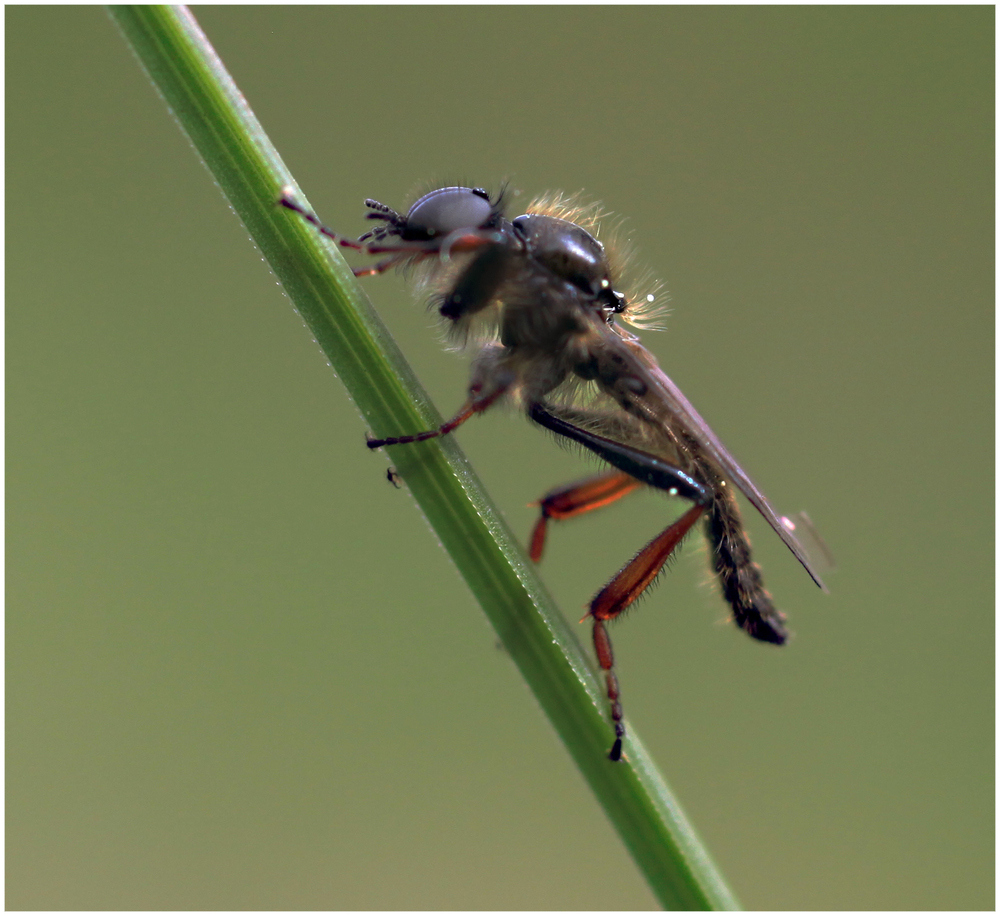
[109,5,741,908]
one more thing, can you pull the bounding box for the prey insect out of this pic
[280,184,827,762]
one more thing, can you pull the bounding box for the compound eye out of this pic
[406,187,497,237]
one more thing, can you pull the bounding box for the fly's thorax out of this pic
[574,338,658,426]
[514,214,607,286]
[512,214,626,316]
[468,338,572,407]
[434,205,632,356]
[492,216,623,362]
[498,281,591,351]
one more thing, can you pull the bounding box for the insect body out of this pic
[280,185,826,761]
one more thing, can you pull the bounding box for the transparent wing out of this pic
[611,332,828,591]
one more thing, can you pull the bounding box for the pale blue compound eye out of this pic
[405,187,495,238]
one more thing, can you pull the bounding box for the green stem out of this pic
[109,5,741,909]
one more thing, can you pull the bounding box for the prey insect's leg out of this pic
[529,471,641,562]
[366,382,510,449]
[528,402,712,760]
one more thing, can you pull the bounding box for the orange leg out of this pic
[529,471,641,562]
[589,503,707,761]
[526,403,716,760]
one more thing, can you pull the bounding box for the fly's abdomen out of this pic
[706,488,788,645]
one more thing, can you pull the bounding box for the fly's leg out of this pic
[437,242,513,320]
[533,401,790,641]
[278,192,365,252]
[351,254,415,278]
[281,190,515,293]
[590,504,707,761]
[366,381,510,449]
[358,229,511,282]
[356,198,405,242]
[528,402,712,760]
[279,191,454,277]
[529,472,641,562]
[528,403,706,500]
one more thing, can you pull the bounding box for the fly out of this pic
[280,184,827,762]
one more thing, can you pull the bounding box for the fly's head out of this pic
[279,184,665,344]
[355,186,517,331]
[360,186,506,245]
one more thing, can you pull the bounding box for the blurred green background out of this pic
[7,6,992,910]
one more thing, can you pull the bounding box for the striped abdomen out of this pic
[705,485,788,645]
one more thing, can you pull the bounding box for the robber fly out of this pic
[279,184,827,761]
